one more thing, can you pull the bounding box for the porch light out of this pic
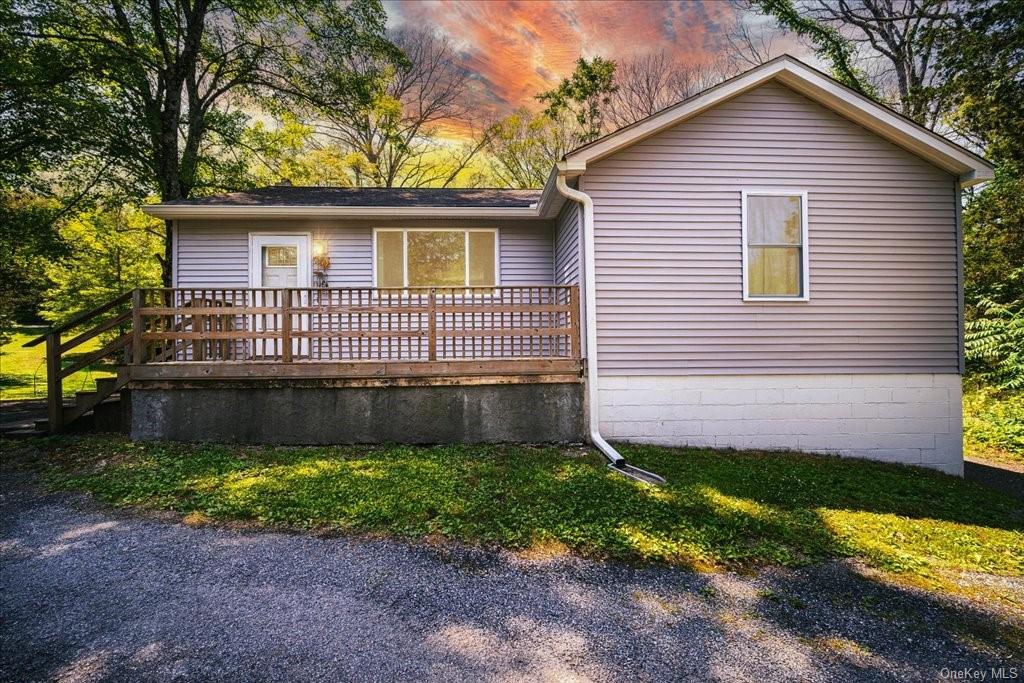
[312,240,327,258]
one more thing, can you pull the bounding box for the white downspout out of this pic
[555,173,664,483]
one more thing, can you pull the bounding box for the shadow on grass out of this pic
[23,437,1024,580]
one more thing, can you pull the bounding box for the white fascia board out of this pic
[563,56,994,188]
[142,204,543,220]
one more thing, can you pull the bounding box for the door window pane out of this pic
[468,231,496,286]
[262,246,298,287]
[264,246,297,267]
[376,231,404,287]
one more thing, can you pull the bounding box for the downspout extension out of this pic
[555,173,665,486]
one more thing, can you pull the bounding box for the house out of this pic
[38,56,993,477]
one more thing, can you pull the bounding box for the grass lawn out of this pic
[964,384,1024,469]
[8,435,1022,601]
[0,326,116,401]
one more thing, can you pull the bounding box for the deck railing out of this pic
[26,285,580,433]
[134,286,581,364]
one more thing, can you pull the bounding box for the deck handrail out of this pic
[22,290,134,348]
[31,289,136,433]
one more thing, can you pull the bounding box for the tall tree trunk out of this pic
[161,219,173,286]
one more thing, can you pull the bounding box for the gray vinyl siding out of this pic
[583,81,959,376]
[176,224,249,287]
[498,223,554,285]
[175,219,554,288]
[553,201,581,285]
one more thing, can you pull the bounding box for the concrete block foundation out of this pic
[599,374,964,475]
[129,382,585,444]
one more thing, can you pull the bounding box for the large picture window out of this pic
[374,229,497,288]
[742,191,809,301]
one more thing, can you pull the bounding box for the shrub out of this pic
[965,295,1024,391]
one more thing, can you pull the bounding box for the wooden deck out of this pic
[28,286,583,432]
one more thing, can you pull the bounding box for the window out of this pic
[374,229,497,287]
[742,191,809,300]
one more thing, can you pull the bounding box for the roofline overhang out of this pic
[142,204,547,220]
[560,55,994,188]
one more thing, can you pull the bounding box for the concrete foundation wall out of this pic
[599,374,963,475]
[130,383,585,445]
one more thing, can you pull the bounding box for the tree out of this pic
[8,0,401,284]
[483,109,583,189]
[40,206,164,328]
[749,0,954,126]
[748,0,869,92]
[241,116,357,188]
[938,0,1023,321]
[723,12,783,70]
[936,0,1024,165]
[0,2,115,338]
[537,57,618,143]
[310,27,484,188]
[604,52,736,129]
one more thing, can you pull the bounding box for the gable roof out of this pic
[557,55,993,188]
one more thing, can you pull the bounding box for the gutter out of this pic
[555,171,666,485]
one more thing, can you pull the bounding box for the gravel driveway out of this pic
[2,468,1020,682]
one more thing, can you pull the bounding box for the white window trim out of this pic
[248,232,312,288]
[741,190,810,302]
[371,227,501,288]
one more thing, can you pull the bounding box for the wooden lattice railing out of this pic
[25,285,580,433]
[133,286,581,364]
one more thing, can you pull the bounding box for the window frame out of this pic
[372,227,501,288]
[741,189,810,302]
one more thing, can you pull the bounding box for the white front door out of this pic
[249,234,311,359]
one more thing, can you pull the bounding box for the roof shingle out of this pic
[164,186,542,208]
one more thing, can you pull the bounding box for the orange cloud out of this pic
[389,0,740,123]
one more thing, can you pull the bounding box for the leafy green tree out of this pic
[243,116,357,188]
[483,109,583,189]
[936,0,1023,165]
[537,57,618,143]
[0,193,68,343]
[40,206,164,328]
[962,166,1024,307]
[937,0,1024,385]
[7,0,401,284]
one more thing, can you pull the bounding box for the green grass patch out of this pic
[11,436,1023,583]
[964,384,1024,468]
[0,326,116,401]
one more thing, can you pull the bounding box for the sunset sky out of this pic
[385,0,804,123]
